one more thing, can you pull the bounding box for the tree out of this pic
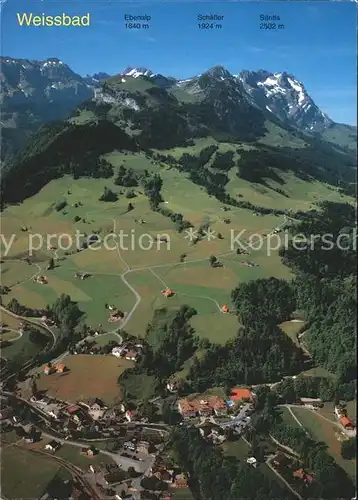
[55,200,67,211]
[127,202,134,211]
[48,258,55,270]
[127,466,138,478]
[209,255,217,267]
[180,253,186,262]
[138,400,157,422]
[126,189,136,199]
[99,186,118,202]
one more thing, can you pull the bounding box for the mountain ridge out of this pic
[0,56,356,165]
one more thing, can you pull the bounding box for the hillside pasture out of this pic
[0,445,70,500]
[291,407,356,481]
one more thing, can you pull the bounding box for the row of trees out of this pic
[275,375,356,403]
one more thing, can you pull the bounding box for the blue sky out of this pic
[1,0,357,124]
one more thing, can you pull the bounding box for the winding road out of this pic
[68,213,291,333]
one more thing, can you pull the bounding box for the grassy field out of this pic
[36,354,133,405]
[221,438,251,460]
[0,309,23,330]
[0,308,53,363]
[1,325,50,363]
[279,320,304,346]
[56,443,115,469]
[0,445,70,499]
[291,407,356,481]
[279,407,302,429]
[171,487,195,499]
[318,401,357,425]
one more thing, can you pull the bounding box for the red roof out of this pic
[340,416,354,428]
[230,388,253,402]
[66,404,80,414]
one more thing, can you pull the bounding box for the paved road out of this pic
[219,403,252,428]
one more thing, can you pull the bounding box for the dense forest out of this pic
[185,322,303,392]
[0,121,137,204]
[170,426,295,500]
[281,202,357,382]
[182,277,303,392]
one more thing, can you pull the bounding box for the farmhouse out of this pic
[111,347,123,358]
[125,410,134,422]
[125,350,138,362]
[87,400,107,421]
[65,404,81,416]
[166,382,177,393]
[293,468,314,484]
[123,441,136,452]
[174,474,188,488]
[300,397,323,409]
[340,416,355,430]
[221,305,229,313]
[45,440,61,452]
[246,457,258,468]
[34,275,48,284]
[54,363,66,373]
[108,310,124,323]
[161,288,174,298]
[43,365,52,375]
[136,440,150,454]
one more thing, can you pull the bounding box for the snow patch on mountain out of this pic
[123,67,153,78]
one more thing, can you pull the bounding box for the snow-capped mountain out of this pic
[122,66,153,78]
[0,56,94,110]
[176,66,334,133]
[0,56,95,160]
[1,57,354,161]
[238,70,333,132]
[120,67,176,88]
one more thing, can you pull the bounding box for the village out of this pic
[1,294,356,500]
[2,362,356,500]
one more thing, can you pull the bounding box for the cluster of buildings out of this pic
[149,456,188,489]
[178,396,227,419]
[29,393,138,438]
[299,397,324,410]
[271,453,315,490]
[177,389,255,420]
